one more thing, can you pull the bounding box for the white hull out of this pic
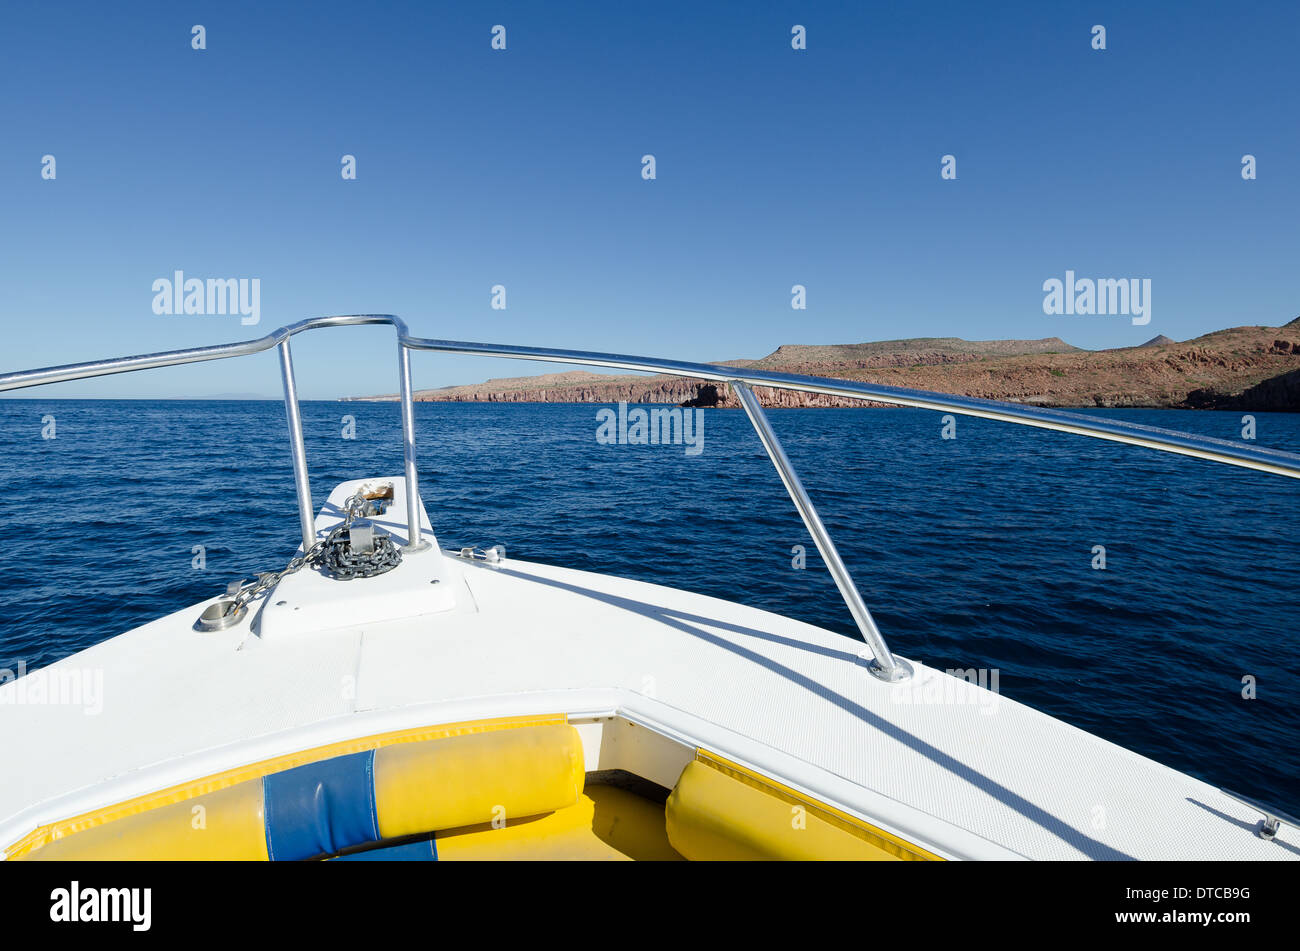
[2,478,1292,860]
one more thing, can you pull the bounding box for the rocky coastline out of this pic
[347,320,1300,412]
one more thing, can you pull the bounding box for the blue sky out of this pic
[2,0,1297,398]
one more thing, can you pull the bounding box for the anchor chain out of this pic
[229,494,402,611]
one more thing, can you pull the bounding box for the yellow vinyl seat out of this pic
[17,722,585,861]
[665,752,942,861]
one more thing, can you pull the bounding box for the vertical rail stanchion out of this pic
[277,339,316,554]
[397,342,429,551]
[732,381,909,683]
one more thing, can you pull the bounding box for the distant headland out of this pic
[347,319,1300,411]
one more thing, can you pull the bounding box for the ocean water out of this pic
[1,399,1296,807]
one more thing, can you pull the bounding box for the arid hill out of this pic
[348,320,1300,411]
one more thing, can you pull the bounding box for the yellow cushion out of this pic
[665,754,941,861]
[16,721,586,860]
[434,785,684,861]
[24,780,268,861]
[375,724,585,839]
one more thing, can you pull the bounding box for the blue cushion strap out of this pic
[262,750,380,861]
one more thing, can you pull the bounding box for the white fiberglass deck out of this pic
[0,480,1294,861]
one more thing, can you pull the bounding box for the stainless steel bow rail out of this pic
[3,313,1299,683]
